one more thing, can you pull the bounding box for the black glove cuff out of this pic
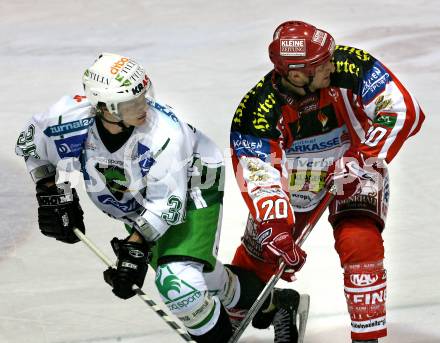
[36,182,75,206]
[110,237,153,261]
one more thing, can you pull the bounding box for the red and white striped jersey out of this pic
[230,45,424,222]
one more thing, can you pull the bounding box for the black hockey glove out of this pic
[36,181,85,244]
[103,237,152,300]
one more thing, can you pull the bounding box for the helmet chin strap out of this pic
[98,112,133,132]
[283,73,315,95]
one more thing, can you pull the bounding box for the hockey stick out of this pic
[73,228,196,343]
[228,186,335,343]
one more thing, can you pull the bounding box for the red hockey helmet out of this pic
[269,21,335,77]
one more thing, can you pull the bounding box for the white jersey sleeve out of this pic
[15,95,93,183]
[131,121,192,240]
[16,116,55,182]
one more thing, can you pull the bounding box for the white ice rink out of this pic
[1,1,439,342]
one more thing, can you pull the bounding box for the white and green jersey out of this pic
[16,95,225,242]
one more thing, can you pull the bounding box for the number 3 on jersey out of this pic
[161,195,183,224]
[261,198,289,221]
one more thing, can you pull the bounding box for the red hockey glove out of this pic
[257,219,307,281]
[325,148,377,200]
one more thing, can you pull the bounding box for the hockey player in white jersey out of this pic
[15,53,274,342]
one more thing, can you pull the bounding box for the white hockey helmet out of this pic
[82,53,153,120]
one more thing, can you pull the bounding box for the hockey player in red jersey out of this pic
[230,21,424,342]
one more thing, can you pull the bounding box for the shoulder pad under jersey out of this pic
[330,45,378,95]
[34,95,94,138]
[146,97,180,125]
[232,72,281,139]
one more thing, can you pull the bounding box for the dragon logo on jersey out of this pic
[95,164,130,201]
[94,162,147,212]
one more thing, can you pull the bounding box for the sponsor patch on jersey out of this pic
[44,118,95,137]
[373,95,394,117]
[231,132,271,160]
[251,92,277,133]
[280,39,306,56]
[286,126,349,154]
[97,194,141,213]
[361,62,391,105]
[289,104,339,140]
[335,45,372,62]
[374,113,397,128]
[146,98,179,123]
[137,142,155,176]
[252,187,285,199]
[288,157,334,170]
[54,134,87,158]
[289,191,324,211]
[334,58,361,77]
[289,169,326,193]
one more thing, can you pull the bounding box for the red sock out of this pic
[334,217,387,340]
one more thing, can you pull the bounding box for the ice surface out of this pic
[1,1,439,342]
